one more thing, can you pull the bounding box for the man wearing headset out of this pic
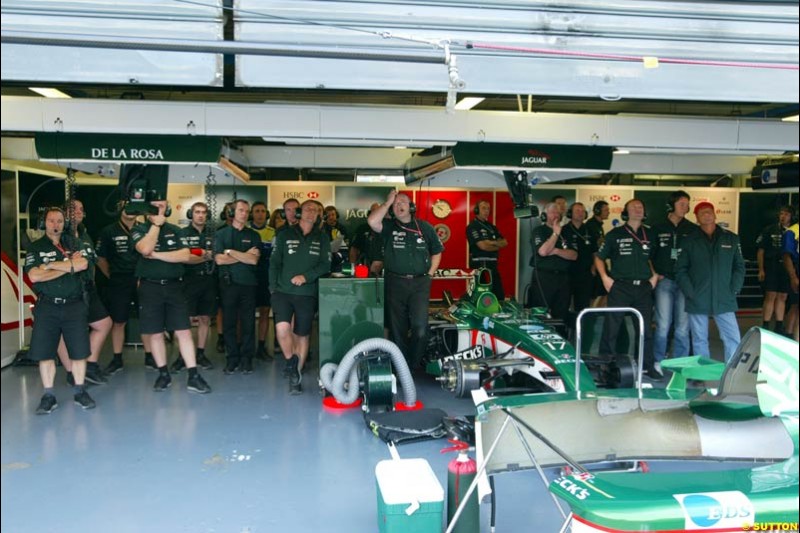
[350,202,385,274]
[595,198,662,380]
[530,202,577,320]
[756,206,793,335]
[270,200,331,394]
[174,201,217,373]
[323,205,350,273]
[214,199,261,375]
[369,190,443,370]
[585,200,610,306]
[676,202,745,363]
[132,200,212,393]
[25,207,96,414]
[651,191,699,370]
[562,202,596,314]
[249,201,276,361]
[466,199,508,300]
[276,198,301,233]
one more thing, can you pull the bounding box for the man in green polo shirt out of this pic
[132,201,211,394]
[270,200,331,394]
[594,198,662,380]
[214,199,261,375]
[24,207,96,414]
[368,190,444,370]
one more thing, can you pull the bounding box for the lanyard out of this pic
[395,219,423,238]
[624,225,650,250]
[53,241,70,258]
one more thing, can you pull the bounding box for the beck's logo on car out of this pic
[441,345,485,364]
[673,491,754,530]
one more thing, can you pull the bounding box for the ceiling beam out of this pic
[2,96,797,154]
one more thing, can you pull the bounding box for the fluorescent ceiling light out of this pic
[613,149,630,155]
[356,173,405,183]
[29,87,71,98]
[262,137,456,148]
[782,114,799,122]
[454,97,485,110]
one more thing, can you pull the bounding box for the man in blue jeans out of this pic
[651,191,699,369]
[676,202,745,363]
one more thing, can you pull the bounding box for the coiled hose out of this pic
[320,338,416,407]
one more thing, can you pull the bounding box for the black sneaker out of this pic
[85,365,108,385]
[282,355,296,378]
[104,358,124,376]
[197,353,214,370]
[35,394,58,415]
[170,357,186,373]
[289,379,303,395]
[74,390,96,410]
[287,354,302,394]
[153,373,172,391]
[646,367,664,381]
[144,354,158,371]
[223,361,238,375]
[66,371,75,387]
[216,337,226,353]
[241,358,253,374]
[187,373,212,394]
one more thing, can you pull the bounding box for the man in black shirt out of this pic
[595,199,662,380]
[466,200,508,300]
[562,202,596,314]
[585,200,609,306]
[369,191,443,369]
[214,199,261,375]
[25,207,96,413]
[350,203,384,274]
[530,203,577,320]
[756,206,793,335]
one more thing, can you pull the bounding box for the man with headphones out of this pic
[132,200,212,394]
[275,198,301,234]
[595,198,663,380]
[270,200,331,394]
[781,208,799,341]
[249,201,276,361]
[214,199,261,375]
[25,207,96,414]
[96,201,155,374]
[650,191,699,369]
[562,202,596,314]
[756,205,794,335]
[350,202,385,274]
[530,202,577,320]
[369,190,443,370]
[173,201,217,373]
[585,200,610,305]
[466,199,508,300]
[323,205,350,273]
[676,201,745,363]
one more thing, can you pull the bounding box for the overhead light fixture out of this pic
[613,149,630,155]
[454,97,485,111]
[356,173,405,183]
[29,87,71,99]
[217,156,250,183]
[782,114,799,122]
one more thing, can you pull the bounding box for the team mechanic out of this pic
[467,199,508,301]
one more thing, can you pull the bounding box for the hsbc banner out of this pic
[577,188,635,232]
[269,184,334,213]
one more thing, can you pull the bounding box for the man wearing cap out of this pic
[650,191,699,369]
[594,198,662,380]
[676,201,745,363]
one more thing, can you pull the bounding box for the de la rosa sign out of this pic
[35,133,222,163]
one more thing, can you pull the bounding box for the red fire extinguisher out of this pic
[441,439,479,533]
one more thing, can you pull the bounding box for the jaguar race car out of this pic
[425,269,636,397]
[468,327,799,533]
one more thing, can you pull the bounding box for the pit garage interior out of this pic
[1,1,799,532]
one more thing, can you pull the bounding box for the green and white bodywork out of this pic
[473,328,799,532]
